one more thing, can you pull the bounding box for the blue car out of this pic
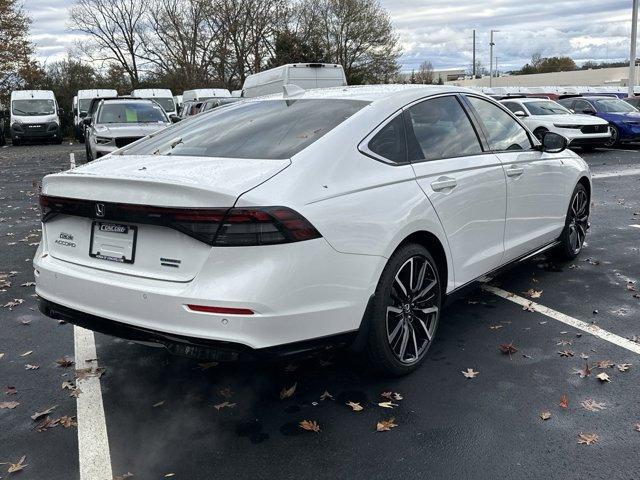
[558,96,640,147]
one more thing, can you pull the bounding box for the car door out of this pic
[407,94,507,287]
[464,95,568,261]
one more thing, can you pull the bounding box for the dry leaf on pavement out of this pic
[376,418,398,432]
[280,383,297,400]
[75,367,105,380]
[525,289,543,298]
[20,350,32,357]
[55,356,74,367]
[378,401,398,409]
[320,390,333,401]
[6,455,27,473]
[595,359,614,369]
[31,405,57,421]
[558,350,574,357]
[346,401,363,411]
[299,420,320,433]
[152,401,165,408]
[596,372,611,383]
[635,423,640,432]
[559,394,569,409]
[5,386,17,395]
[539,411,551,420]
[573,362,592,378]
[213,401,236,411]
[25,364,39,370]
[461,368,479,378]
[489,324,503,330]
[381,391,403,401]
[59,416,77,428]
[577,433,599,445]
[618,363,632,372]
[522,302,536,312]
[0,401,19,409]
[499,343,518,356]
[36,416,60,432]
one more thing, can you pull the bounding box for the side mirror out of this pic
[83,117,92,126]
[514,110,527,117]
[57,108,64,116]
[169,114,182,123]
[540,131,568,153]
[79,112,87,118]
[582,108,596,115]
[570,109,575,113]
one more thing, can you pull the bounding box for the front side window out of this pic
[123,99,369,159]
[12,99,55,116]
[152,97,176,112]
[78,99,92,114]
[405,95,483,161]
[466,96,532,151]
[367,113,407,163]
[97,102,168,124]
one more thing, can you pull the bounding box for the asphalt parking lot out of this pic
[1,142,639,480]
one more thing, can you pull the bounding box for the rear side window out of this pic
[123,99,369,159]
[405,96,483,161]
[367,114,407,163]
[501,102,522,114]
[466,96,532,151]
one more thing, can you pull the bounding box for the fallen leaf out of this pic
[75,367,106,380]
[35,416,60,432]
[31,405,57,421]
[6,386,17,395]
[299,420,320,433]
[113,472,134,480]
[320,390,333,401]
[558,350,574,357]
[581,399,606,412]
[69,387,82,398]
[539,411,551,420]
[152,401,165,408]
[280,382,297,400]
[213,401,236,411]
[635,423,640,432]
[25,364,39,370]
[20,350,32,357]
[20,282,35,287]
[3,298,25,309]
[0,353,4,359]
[595,359,614,369]
[61,381,75,390]
[59,415,77,428]
[499,343,518,356]
[559,394,569,409]
[218,387,234,399]
[522,302,536,312]
[557,339,572,346]
[56,356,74,368]
[346,401,363,411]
[381,391,403,401]
[578,433,599,445]
[618,363,632,372]
[596,372,611,382]
[164,474,175,478]
[0,401,19,409]
[378,401,398,409]
[489,324,503,330]
[573,362,592,378]
[376,417,398,432]
[6,455,27,473]
[462,368,479,378]
[525,289,543,299]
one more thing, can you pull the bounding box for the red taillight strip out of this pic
[186,304,254,315]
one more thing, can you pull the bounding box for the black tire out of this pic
[603,125,619,148]
[581,145,596,152]
[0,135,5,147]
[365,243,442,376]
[557,183,589,260]
[533,127,548,142]
[12,137,21,146]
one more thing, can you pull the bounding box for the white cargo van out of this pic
[75,89,118,142]
[10,90,62,146]
[241,63,347,98]
[131,88,177,117]
[182,89,231,103]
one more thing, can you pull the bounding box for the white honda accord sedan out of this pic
[35,85,591,375]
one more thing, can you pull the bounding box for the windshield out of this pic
[524,101,570,115]
[97,102,168,124]
[78,99,92,114]
[122,99,368,159]
[594,99,638,113]
[151,97,175,113]
[12,99,55,116]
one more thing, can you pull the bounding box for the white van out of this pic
[10,90,62,146]
[131,88,177,117]
[182,89,231,103]
[173,95,183,114]
[241,63,347,98]
[75,89,118,142]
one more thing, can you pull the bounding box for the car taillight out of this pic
[39,194,321,247]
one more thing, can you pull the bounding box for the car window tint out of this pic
[367,113,407,163]
[405,96,482,161]
[501,102,521,114]
[123,99,369,159]
[466,96,532,151]
[573,100,592,112]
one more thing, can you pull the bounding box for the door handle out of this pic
[506,165,524,177]
[430,177,457,191]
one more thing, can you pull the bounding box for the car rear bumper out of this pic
[33,237,383,351]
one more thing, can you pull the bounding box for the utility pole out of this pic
[472,30,476,78]
[489,30,498,87]
[629,0,639,98]
[495,57,499,78]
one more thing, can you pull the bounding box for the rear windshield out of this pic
[524,101,570,115]
[121,99,369,159]
[97,102,168,124]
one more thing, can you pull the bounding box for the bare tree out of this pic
[414,60,433,84]
[70,0,147,87]
[0,0,34,99]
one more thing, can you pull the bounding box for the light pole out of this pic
[629,0,639,98]
[489,30,499,87]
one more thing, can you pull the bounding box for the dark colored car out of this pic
[624,97,640,109]
[558,96,640,147]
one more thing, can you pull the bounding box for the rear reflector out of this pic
[39,195,322,247]
[186,304,254,315]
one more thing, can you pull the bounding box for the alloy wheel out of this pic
[567,188,589,255]
[386,255,440,364]
[604,126,618,148]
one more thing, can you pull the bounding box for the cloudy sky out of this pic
[26,0,636,72]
